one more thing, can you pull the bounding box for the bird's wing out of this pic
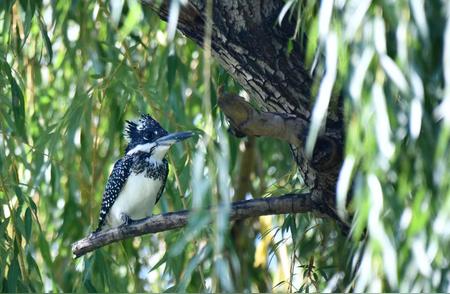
[155,159,169,205]
[94,156,133,233]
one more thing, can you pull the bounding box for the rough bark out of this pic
[142,0,345,223]
[72,193,312,258]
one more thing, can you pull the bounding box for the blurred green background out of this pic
[1,0,449,292]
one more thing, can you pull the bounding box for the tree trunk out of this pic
[143,0,345,226]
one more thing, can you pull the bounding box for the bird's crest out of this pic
[124,114,168,147]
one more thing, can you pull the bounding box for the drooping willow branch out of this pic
[72,193,313,258]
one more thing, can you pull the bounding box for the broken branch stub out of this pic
[217,90,307,147]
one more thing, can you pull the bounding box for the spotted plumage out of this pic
[92,114,193,234]
[95,156,134,232]
[132,153,169,181]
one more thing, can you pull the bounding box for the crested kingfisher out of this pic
[92,114,194,234]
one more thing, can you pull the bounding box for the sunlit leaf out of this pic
[278,0,295,26]
[7,255,21,292]
[167,48,177,91]
[3,62,27,141]
[38,235,52,268]
[306,32,338,157]
[24,207,32,241]
[38,15,52,64]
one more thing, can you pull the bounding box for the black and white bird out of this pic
[92,114,193,234]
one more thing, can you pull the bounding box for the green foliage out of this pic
[1,0,449,292]
[283,0,450,291]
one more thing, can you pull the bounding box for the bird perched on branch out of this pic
[92,114,194,234]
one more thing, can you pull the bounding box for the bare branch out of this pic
[72,193,312,258]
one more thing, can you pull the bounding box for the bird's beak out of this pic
[155,131,195,146]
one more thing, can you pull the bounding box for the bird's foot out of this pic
[88,227,102,239]
[119,213,136,227]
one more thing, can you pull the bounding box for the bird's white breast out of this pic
[107,172,163,228]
